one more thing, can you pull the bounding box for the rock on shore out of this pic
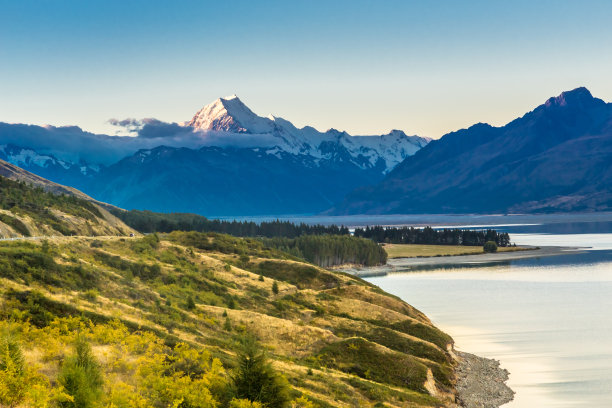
[455,351,515,408]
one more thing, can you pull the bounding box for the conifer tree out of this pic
[232,336,290,408]
[58,335,103,408]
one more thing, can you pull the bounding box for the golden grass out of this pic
[199,305,338,357]
[326,285,429,323]
[384,243,529,258]
[2,235,454,407]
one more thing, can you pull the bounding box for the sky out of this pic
[1,0,611,139]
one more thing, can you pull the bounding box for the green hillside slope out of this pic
[0,174,459,407]
[0,175,134,237]
[0,231,459,407]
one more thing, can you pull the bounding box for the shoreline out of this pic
[339,245,585,277]
[455,350,515,408]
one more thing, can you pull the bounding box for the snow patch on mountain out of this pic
[0,144,99,175]
[0,144,70,169]
[186,95,430,173]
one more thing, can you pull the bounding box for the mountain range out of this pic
[331,87,612,214]
[2,87,611,216]
[0,96,429,216]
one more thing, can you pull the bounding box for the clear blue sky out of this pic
[1,0,611,138]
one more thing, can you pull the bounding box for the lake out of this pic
[361,216,612,407]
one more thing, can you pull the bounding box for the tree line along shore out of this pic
[113,210,512,268]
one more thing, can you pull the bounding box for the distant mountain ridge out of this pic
[0,96,429,216]
[82,145,389,216]
[331,87,612,214]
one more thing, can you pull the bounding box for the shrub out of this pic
[58,335,104,408]
[224,317,232,332]
[291,396,316,408]
[256,261,339,290]
[272,281,279,295]
[131,233,160,253]
[186,295,196,310]
[0,330,60,407]
[483,241,498,253]
[0,330,26,405]
[83,289,99,302]
[89,240,103,248]
[230,399,264,408]
[317,338,428,393]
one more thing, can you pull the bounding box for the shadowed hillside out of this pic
[332,87,612,214]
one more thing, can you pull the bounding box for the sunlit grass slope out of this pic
[0,231,458,407]
[384,243,529,258]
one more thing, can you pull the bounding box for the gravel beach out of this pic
[455,351,515,408]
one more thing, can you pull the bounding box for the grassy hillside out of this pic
[112,210,386,268]
[0,173,458,407]
[0,231,458,407]
[0,176,134,237]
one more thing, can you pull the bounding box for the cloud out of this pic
[108,117,193,139]
[138,119,192,139]
[108,118,142,128]
[0,118,282,166]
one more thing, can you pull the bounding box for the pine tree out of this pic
[224,317,232,332]
[231,336,290,408]
[186,295,196,310]
[58,335,103,408]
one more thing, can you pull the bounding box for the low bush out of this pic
[483,241,498,253]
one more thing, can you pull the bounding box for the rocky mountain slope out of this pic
[331,87,612,214]
[0,161,134,237]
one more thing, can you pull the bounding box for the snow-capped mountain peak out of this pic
[187,95,275,134]
[185,96,430,173]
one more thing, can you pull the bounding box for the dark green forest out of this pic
[262,235,387,267]
[167,231,387,267]
[112,209,349,237]
[354,226,512,247]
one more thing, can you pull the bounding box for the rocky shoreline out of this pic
[455,350,514,408]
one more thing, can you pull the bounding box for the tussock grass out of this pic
[384,243,530,258]
[0,232,457,407]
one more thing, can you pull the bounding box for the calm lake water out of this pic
[362,216,612,407]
